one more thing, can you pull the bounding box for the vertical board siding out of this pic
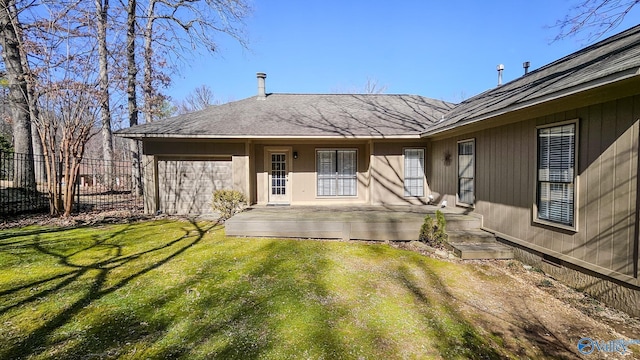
[584,104,602,266]
[614,97,635,275]
[574,107,588,260]
[633,95,640,279]
[512,121,522,240]
[598,102,617,269]
[428,95,638,281]
[489,127,498,229]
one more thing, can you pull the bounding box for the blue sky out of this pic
[167,0,640,104]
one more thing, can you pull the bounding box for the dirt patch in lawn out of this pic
[395,242,640,359]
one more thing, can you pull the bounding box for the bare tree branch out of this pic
[553,0,639,42]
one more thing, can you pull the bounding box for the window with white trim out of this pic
[317,150,357,196]
[404,148,425,197]
[458,140,475,205]
[537,123,576,226]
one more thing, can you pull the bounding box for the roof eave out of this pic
[115,133,425,140]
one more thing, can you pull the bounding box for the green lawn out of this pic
[0,219,511,359]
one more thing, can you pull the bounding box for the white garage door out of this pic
[158,158,233,215]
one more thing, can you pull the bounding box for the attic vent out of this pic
[523,61,531,75]
[257,72,267,100]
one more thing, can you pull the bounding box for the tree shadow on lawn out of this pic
[1,219,216,360]
[164,241,509,359]
[1,229,574,359]
[395,263,505,359]
[164,239,353,359]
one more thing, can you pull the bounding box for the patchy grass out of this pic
[0,219,608,359]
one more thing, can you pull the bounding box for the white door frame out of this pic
[264,147,292,204]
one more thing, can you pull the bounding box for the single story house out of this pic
[118,81,455,213]
[117,24,640,315]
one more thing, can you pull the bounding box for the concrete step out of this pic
[447,229,496,243]
[450,242,514,260]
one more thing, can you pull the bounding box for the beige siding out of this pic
[371,141,429,205]
[426,139,456,206]
[142,154,157,214]
[254,142,370,205]
[232,155,249,195]
[429,95,640,285]
[157,158,233,214]
[251,140,430,206]
[144,140,246,156]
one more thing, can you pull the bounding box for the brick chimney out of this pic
[257,72,266,100]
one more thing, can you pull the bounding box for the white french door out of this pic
[268,151,291,204]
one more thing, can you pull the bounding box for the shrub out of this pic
[418,210,448,247]
[212,189,247,220]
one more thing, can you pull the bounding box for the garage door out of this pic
[158,158,233,215]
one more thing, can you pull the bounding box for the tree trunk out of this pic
[127,0,143,196]
[96,0,114,191]
[142,0,157,124]
[0,0,35,190]
[14,0,44,185]
[27,79,44,183]
[30,120,44,182]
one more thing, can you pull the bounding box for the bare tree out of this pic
[0,0,35,189]
[554,0,639,41]
[363,77,388,94]
[139,0,250,123]
[95,0,114,190]
[126,0,142,195]
[36,80,99,216]
[332,77,388,94]
[18,1,106,216]
[0,0,251,214]
[174,84,219,114]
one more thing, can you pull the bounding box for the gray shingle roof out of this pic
[118,25,640,140]
[117,94,455,139]
[425,24,640,135]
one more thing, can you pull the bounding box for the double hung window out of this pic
[537,122,576,227]
[458,140,475,205]
[404,149,425,197]
[317,150,357,196]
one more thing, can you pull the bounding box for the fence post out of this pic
[75,174,80,213]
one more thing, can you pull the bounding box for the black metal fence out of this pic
[0,151,143,216]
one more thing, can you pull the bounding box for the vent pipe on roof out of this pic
[257,72,267,100]
[523,61,530,75]
[496,64,504,86]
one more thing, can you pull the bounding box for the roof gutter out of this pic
[114,133,426,140]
